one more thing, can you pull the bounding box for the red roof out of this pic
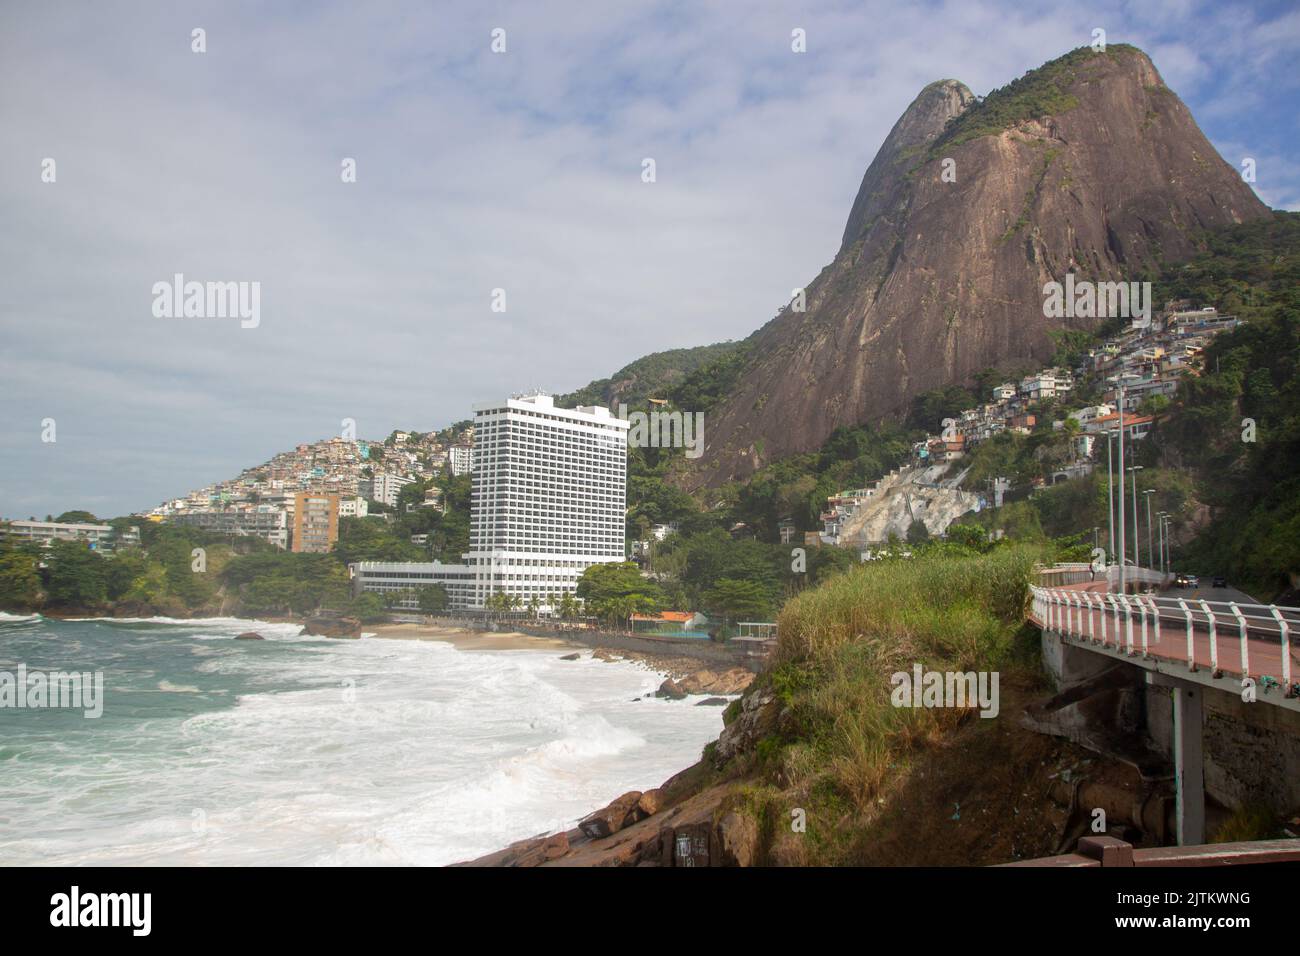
[1094,413,1154,427]
[631,611,694,623]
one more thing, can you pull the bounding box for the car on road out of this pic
[1212,575,1227,588]
[1174,573,1201,588]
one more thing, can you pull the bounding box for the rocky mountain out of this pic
[682,45,1270,489]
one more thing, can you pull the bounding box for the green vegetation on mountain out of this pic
[335,473,472,565]
[556,340,745,410]
[926,45,1142,160]
[1146,213,1300,597]
[939,212,1300,599]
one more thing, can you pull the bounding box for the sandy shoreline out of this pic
[367,621,581,652]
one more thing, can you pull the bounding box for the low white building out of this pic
[337,496,369,518]
[1,519,140,552]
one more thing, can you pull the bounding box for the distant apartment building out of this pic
[992,382,1017,402]
[368,473,416,507]
[170,509,289,549]
[447,443,473,477]
[1019,369,1072,402]
[291,492,339,553]
[1,520,140,552]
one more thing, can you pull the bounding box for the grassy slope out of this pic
[700,543,1109,864]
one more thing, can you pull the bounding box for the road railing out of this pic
[1030,584,1298,695]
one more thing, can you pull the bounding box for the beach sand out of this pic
[367,622,580,652]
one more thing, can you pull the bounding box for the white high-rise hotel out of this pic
[351,394,628,610]
[467,394,628,605]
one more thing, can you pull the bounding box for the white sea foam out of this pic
[0,620,727,866]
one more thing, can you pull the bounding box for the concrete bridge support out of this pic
[1170,680,1205,845]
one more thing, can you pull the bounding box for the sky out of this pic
[2,0,1297,519]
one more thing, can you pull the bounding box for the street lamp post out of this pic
[1106,431,1116,566]
[1115,379,1128,592]
[1164,512,1175,572]
[1127,464,1144,570]
[1143,489,1156,575]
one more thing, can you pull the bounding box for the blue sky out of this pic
[1,0,1297,518]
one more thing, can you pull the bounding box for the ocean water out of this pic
[0,612,727,866]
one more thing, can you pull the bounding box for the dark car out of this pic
[1212,575,1228,588]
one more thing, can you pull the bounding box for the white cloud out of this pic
[0,0,1295,515]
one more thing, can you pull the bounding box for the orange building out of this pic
[291,492,339,553]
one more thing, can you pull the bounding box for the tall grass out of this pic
[734,544,1044,861]
[776,543,1040,666]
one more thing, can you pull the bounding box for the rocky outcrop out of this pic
[301,615,362,639]
[235,631,264,640]
[457,830,572,868]
[678,667,756,695]
[685,45,1271,488]
[656,678,687,699]
[637,789,665,816]
[715,812,760,867]
[714,689,780,765]
[838,465,982,545]
[578,791,644,839]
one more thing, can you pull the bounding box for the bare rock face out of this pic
[686,45,1270,489]
[714,689,779,765]
[715,812,760,867]
[457,830,571,867]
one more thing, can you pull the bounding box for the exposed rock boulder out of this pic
[559,652,581,661]
[578,791,643,839]
[235,631,264,640]
[697,697,729,707]
[301,615,362,639]
[678,667,754,695]
[637,789,665,816]
[656,679,687,700]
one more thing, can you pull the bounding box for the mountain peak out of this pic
[840,78,975,252]
[686,46,1269,490]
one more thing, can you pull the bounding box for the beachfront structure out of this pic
[350,560,476,609]
[0,519,140,553]
[350,394,628,611]
[465,394,628,608]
